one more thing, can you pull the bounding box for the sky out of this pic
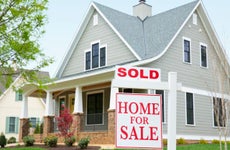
[39,0,230,77]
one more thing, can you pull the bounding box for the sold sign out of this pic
[115,66,161,82]
[116,93,163,149]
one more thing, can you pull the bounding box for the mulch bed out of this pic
[10,144,101,150]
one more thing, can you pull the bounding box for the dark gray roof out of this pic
[94,0,199,59]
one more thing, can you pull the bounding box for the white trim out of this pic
[92,3,141,60]
[182,37,192,64]
[86,90,104,126]
[93,14,98,26]
[199,42,208,68]
[185,92,196,126]
[192,13,197,25]
[163,134,230,140]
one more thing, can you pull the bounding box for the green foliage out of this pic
[43,135,58,147]
[163,139,167,146]
[34,123,40,134]
[199,138,208,144]
[7,136,16,144]
[0,132,7,148]
[78,137,90,149]
[211,139,219,144]
[0,0,53,88]
[177,138,186,145]
[64,136,76,147]
[23,135,35,146]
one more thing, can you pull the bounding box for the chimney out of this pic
[133,0,152,20]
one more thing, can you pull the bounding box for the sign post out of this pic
[116,93,162,149]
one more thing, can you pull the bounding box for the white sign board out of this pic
[115,66,161,82]
[116,93,163,149]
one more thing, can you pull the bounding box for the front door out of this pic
[69,94,75,113]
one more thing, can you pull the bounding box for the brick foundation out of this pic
[43,116,54,137]
[19,118,30,142]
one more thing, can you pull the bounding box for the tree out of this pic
[0,0,53,87]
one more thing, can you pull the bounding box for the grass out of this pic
[163,144,229,150]
[2,147,46,150]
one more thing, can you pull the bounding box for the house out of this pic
[0,70,49,141]
[19,0,230,144]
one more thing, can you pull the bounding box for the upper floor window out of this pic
[15,91,23,101]
[183,38,191,63]
[200,44,207,68]
[93,14,98,26]
[85,42,106,71]
[156,90,165,123]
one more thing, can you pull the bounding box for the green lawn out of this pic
[2,147,45,150]
[163,144,228,150]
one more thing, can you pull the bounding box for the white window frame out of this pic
[86,90,104,126]
[193,13,197,25]
[200,42,208,68]
[93,14,98,26]
[182,37,192,64]
[185,92,195,126]
[155,90,166,124]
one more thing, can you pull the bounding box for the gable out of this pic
[60,10,137,78]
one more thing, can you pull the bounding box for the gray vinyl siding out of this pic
[144,12,227,93]
[62,11,137,77]
[143,13,227,137]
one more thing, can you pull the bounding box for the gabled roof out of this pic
[94,0,199,59]
[56,0,229,78]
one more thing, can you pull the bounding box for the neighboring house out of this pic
[20,0,230,144]
[0,71,48,141]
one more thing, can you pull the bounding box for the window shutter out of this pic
[5,117,10,133]
[15,117,19,133]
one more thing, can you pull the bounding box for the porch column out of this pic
[43,91,54,137]
[109,86,118,110]
[73,86,83,139]
[19,95,29,142]
[73,86,83,113]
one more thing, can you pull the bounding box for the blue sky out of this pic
[40,0,230,77]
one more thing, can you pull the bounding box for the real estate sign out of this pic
[116,93,162,149]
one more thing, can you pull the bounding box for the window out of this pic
[29,118,40,128]
[183,39,191,63]
[200,44,207,67]
[193,13,197,25]
[15,91,23,101]
[213,98,226,127]
[156,90,165,123]
[87,92,103,125]
[93,14,98,26]
[186,93,194,125]
[5,117,19,133]
[85,42,106,70]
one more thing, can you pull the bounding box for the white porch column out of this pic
[167,72,177,150]
[45,91,54,116]
[109,82,119,110]
[20,95,28,118]
[73,86,83,114]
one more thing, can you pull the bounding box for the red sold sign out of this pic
[116,93,163,149]
[115,66,161,81]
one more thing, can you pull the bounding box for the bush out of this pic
[0,132,7,148]
[23,135,35,146]
[34,124,40,134]
[212,139,219,144]
[78,137,90,149]
[177,137,186,145]
[64,136,76,146]
[199,138,208,144]
[44,135,58,147]
[163,139,167,146]
[7,137,16,144]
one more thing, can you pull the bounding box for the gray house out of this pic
[20,0,230,144]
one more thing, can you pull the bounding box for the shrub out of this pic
[7,137,16,144]
[163,139,167,146]
[199,138,208,144]
[78,137,90,149]
[34,124,40,134]
[212,139,219,144]
[44,135,58,147]
[177,137,186,145]
[64,136,76,147]
[40,122,43,134]
[0,132,7,148]
[23,135,35,146]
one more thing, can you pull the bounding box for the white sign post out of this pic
[116,93,162,149]
[111,66,177,150]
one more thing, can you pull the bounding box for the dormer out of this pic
[133,0,152,20]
